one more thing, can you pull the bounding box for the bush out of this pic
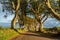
[46,27,58,32]
[52,27,57,31]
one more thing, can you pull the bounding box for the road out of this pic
[10,32,60,40]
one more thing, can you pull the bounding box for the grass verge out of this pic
[0,28,25,40]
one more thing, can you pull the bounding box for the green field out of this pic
[0,27,25,40]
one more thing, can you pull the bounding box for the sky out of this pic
[0,4,14,23]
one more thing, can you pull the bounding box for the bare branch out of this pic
[42,14,48,23]
[31,8,36,13]
[16,0,20,11]
[38,4,41,13]
[11,1,15,10]
[45,0,51,8]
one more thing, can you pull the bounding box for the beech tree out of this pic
[1,0,20,29]
[29,0,49,33]
[9,0,20,29]
[29,0,60,32]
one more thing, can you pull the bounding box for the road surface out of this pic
[10,32,60,40]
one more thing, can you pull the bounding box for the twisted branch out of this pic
[45,0,60,20]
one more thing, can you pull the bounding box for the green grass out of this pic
[0,28,25,40]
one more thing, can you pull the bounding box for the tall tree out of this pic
[10,0,20,29]
[29,0,49,33]
[1,0,21,29]
[18,0,28,28]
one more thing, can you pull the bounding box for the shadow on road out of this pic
[13,29,60,40]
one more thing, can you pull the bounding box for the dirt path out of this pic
[10,32,60,40]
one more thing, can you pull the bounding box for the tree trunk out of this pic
[18,19,21,28]
[38,21,47,33]
[38,21,44,32]
[11,11,18,29]
[35,26,36,31]
[11,0,20,29]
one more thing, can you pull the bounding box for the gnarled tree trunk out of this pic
[38,14,48,33]
[11,11,18,29]
[38,21,44,32]
[11,0,20,29]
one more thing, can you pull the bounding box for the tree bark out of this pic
[35,25,36,31]
[38,21,44,32]
[18,19,21,28]
[11,11,18,29]
[11,0,20,29]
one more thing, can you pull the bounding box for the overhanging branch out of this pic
[42,14,48,23]
[16,0,20,11]
[45,0,60,20]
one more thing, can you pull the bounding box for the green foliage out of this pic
[0,28,25,40]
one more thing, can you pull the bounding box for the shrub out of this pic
[52,27,57,31]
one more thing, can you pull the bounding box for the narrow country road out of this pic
[10,32,60,40]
